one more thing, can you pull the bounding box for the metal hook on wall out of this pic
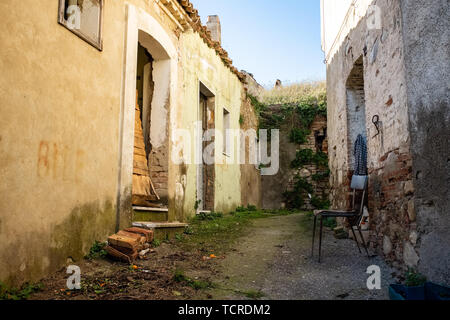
[372,115,381,138]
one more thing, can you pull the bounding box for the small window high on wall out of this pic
[58,0,104,51]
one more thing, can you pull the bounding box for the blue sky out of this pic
[193,0,326,87]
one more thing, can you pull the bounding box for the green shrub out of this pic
[0,282,43,300]
[85,241,107,260]
[196,212,224,221]
[405,269,427,287]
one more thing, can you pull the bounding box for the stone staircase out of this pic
[132,206,188,241]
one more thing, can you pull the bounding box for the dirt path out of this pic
[197,213,394,300]
[29,212,395,300]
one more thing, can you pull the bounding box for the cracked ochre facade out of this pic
[322,0,449,284]
[0,0,260,285]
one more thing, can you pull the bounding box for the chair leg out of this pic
[311,216,317,257]
[357,226,370,258]
[318,216,323,263]
[350,226,362,254]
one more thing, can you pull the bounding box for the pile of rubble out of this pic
[105,227,154,263]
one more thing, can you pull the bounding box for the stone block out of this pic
[403,242,419,267]
[108,234,139,250]
[407,200,416,222]
[404,180,414,195]
[383,235,393,255]
[409,231,418,245]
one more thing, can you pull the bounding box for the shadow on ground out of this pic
[196,213,394,300]
[28,212,394,300]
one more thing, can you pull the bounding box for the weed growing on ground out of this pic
[85,241,107,260]
[173,269,214,290]
[175,233,184,241]
[152,239,161,247]
[181,208,298,254]
[405,269,427,287]
[196,211,223,221]
[0,282,44,300]
[243,289,265,300]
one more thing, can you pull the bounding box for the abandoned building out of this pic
[261,106,329,211]
[0,0,261,286]
[321,0,449,284]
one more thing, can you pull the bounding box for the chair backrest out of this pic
[350,175,368,218]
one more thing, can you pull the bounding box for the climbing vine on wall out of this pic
[248,85,330,210]
[284,148,331,210]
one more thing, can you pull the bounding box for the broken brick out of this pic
[117,230,146,244]
[108,234,140,250]
[105,246,136,263]
[124,227,154,243]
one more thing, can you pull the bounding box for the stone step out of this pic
[133,206,168,222]
[133,221,188,241]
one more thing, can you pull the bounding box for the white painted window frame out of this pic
[58,0,104,51]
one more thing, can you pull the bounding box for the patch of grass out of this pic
[174,269,188,283]
[184,226,194,235]
[181,208,297,254]
[85,241,107,260]
[175,233,184,241]
[243,289,265,300]
[0,282,44,300]
[152,239,161,247]
[173,269,214,290]
[236,204,258,212]
[261,81,326,106]
[196,211,224,221]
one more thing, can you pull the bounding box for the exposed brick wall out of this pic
[262,111,330,210]
[326,0,419,273]
[286,116,329,210]
[368,149,415,271]
[149,146,169,204]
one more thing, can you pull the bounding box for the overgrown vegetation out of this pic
[242,289,265,299]
[261,81,327,106]
[181,207,295,255]
[248,93,267,117]
[85,241,107,260]
[250,82,330,210]
[291,149,328,169]
[405,269,427,287]
[0,282,43,300]
[173,269,214,290]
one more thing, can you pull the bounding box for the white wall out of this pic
[321,0,374,63]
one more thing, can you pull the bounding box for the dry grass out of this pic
[261,81,326,105]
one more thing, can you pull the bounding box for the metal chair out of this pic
[311,175,370,262]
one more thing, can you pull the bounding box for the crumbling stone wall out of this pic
[261,107,329,210]
[286,116,329,209]
[327,0,414,273]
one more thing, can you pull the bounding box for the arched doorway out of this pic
[116,4,177,230]
[346,56,367,171]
